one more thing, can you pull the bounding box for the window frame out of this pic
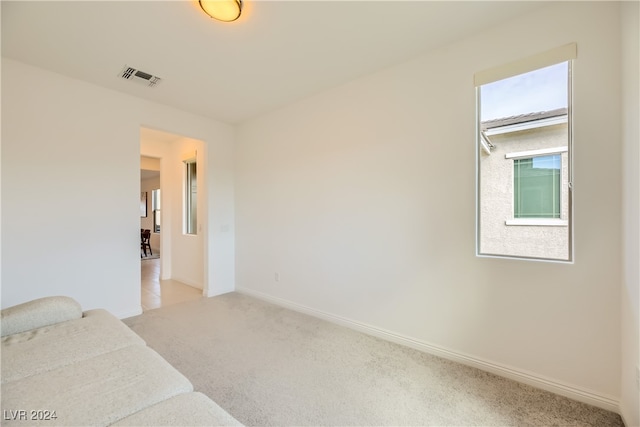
[475,45,575,263]
[152,188,161,233]
[184,158,197,235]
[513,154,562,220]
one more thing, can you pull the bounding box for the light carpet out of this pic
[124,293,623,427]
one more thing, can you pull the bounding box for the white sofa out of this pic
[1,296,241,426]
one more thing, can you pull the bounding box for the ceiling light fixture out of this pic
[199,0,242,22]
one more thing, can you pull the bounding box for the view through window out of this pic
[152,189,161,233]
[185,160,197,235]
[477,58,572,261]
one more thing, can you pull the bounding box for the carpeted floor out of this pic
[124,293,623,427]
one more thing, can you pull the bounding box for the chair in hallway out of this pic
[141,229,152,257]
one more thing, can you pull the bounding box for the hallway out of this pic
[141,257,202,311]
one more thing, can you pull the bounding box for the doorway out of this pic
[139,127,206,310]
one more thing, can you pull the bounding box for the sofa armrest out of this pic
[1,296,83,337]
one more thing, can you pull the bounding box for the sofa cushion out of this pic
[1,296,82,337]
[1,309,145,384]
[1,345,193,426]
[113,392,242,426]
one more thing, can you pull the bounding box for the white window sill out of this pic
[505,218,568,227]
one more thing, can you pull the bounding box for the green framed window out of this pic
[514,155,561,218]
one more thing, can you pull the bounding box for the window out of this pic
[152,189,161,233]
[185,159,197,235]
[514,155,561,219]
[476,44,575,261]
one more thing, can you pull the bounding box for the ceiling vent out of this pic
[119,65,161,87]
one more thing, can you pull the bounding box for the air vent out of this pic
[119,65,161,88]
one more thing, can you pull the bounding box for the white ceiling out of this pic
[2,1,546,124]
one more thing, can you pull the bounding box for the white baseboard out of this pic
[236,287,620,414]
[619,400,639,427]
[171,276,203,291]
[206,288,235,298]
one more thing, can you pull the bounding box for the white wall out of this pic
[140,156,160,172]
[236,2,623,410]
[620,1,640,425]
[168,137,206,290]
[1,58,235,317]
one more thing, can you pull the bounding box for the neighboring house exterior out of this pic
[479,108,569,260]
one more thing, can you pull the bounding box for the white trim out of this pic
[474,43,577,86]
[506,218,568,227]
[171,275,203,291]
[480,135,492,155]
[485,116,567,136]
[476,252,574,264]
[506,146,568,160]
[206,288,234,298]
[619,405,634,427]
[235,287,620,414]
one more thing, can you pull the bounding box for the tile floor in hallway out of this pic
[141,257,203,311]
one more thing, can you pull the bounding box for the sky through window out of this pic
[480,62,568,121]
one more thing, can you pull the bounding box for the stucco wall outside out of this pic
[479,123,569,260]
